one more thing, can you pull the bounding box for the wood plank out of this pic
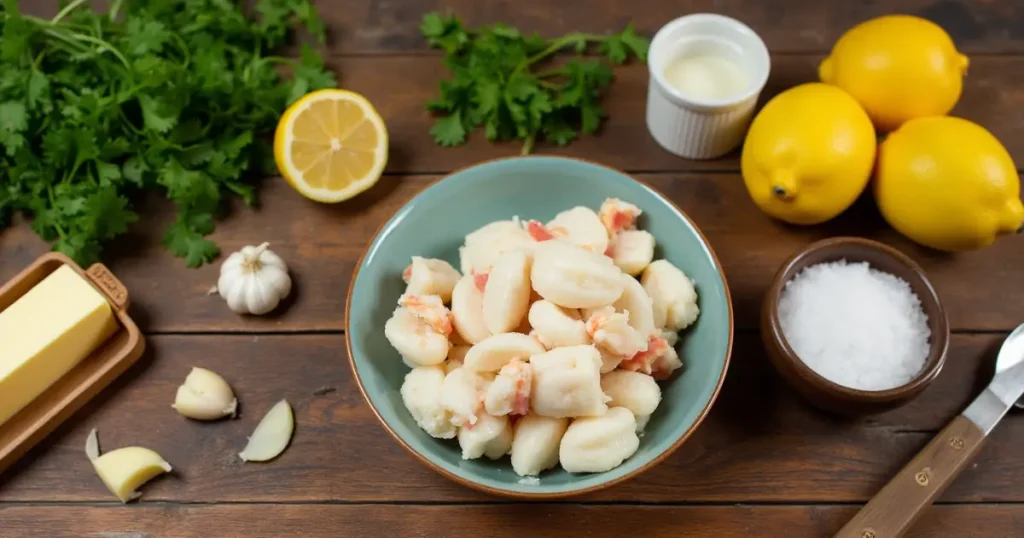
[20,0,1024,54]
[1,503,1022,538]
[331,0,1024,55]
[2,333,1022,503]
[3,43,1020,173]
[331,55,1023,175]
[5,169,1024,333]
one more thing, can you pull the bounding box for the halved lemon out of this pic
[274,89,388,203]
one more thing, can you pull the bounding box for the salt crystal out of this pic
[777,260,931,391]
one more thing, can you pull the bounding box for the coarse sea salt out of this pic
[777,260,931,391]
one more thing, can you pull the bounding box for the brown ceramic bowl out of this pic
[761,237,949,416]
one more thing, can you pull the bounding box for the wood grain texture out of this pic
[19,0,1024,54]
[1,333,1021,504]
[0,52,1018,177]
[837,416,988,538]
[5,169,1024,333]
[1,504,1023,538]
[0,253,145,474]
[334,0,1024,54]
[335,55,1019,174]
[4,0,1023,535]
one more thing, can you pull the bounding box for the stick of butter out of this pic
[0,265,118,426]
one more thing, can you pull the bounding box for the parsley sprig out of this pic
[0,0,336,267]
[421,12,649,154]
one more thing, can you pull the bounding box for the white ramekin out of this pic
[645,14,770,160]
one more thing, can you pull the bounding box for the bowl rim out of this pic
[344,154,735,498]
[763,236,950,402]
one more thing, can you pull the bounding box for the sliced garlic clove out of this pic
[172,367,238,420]
[85,427,100,461]
[86,430,171,503]
[239,399,294,462]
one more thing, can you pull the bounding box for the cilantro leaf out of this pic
[123,156,146,186]
[55,234,102,268]
[422,13,646,153]
[0,102,27,133]
[581,103,604,134]
[27,70,50,111]
[287,44,337,105]
[163,217,220,268]
[122,19,171,57]
[0,102,27,155]
[421,12,470,54]
[0,13,33,62]
[95,161,123,184]
[254,0,325,46]
[618,22,651,61]
[430,111,467,147]
[159,158,220,215]
[0,0,335,267]
[83,186,137,241]
[137,93,179,133]
[602,39,628,64]
[420,12,448,38]
[600,23,650,64]
[542,114,578,146]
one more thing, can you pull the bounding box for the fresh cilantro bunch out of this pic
[421,12,649,153]
[0,0,336,267]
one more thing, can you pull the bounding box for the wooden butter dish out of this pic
[0,252,145,473]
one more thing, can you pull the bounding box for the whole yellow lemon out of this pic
[819,15,968,132]
[741,83,876,225]
[875,116,1024,251]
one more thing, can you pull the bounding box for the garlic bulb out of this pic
[217,242,291,315]
[172,367,238,420]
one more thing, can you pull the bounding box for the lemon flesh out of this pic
[274,89,388,203]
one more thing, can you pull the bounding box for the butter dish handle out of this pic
[86,263,130,311]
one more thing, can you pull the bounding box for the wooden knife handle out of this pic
[834,416,986,538]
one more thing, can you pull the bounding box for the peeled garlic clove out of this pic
[172,367,238,420]
[86,429,171,503]
[93,448,173,503]
[239,399,294,462]
[85,427,100,461]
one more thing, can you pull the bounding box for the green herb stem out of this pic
[40,28,91,53]
[51,0,90,25]
[0,0,335,267]
[536,79,562,90]
[46,185,68,239]
[422,12,647,151]
[66,33,131,69]
[108,0,125,21]
[533,69,565,79]
[521,133,536,155]
[518,32,609,71]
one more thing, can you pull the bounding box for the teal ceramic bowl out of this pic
[346,156,733,498]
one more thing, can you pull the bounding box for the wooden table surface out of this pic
[3,1,1024,536]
